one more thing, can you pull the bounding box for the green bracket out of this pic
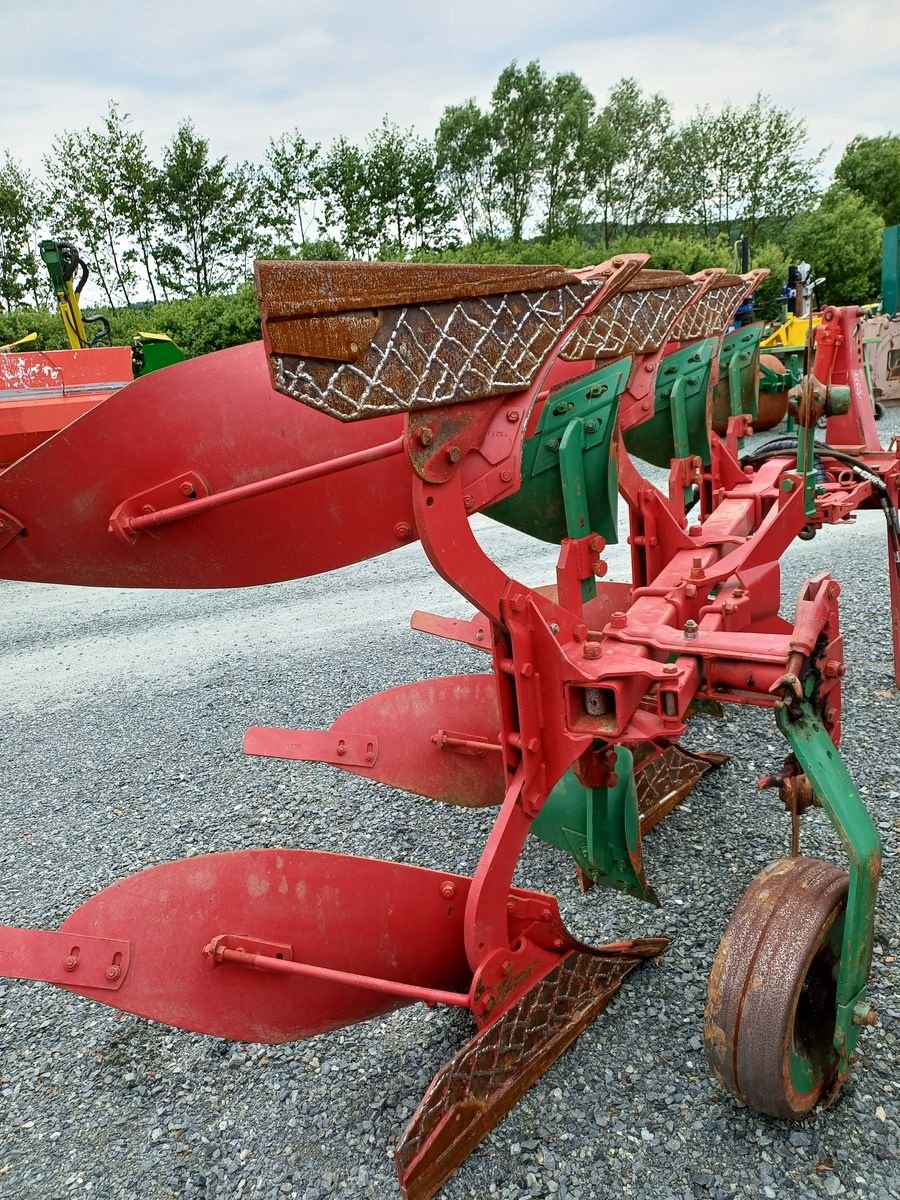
[486,359,629,546]
[776,699,882,1070]
[532,747,659,905]
[719,324,764,437]
[624,338,717,470]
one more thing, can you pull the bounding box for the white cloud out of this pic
[1,0,897,179]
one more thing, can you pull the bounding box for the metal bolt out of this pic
[105,965,121,981]
[683,619,699,640]
[519,662,534,678]
[644,363,654,373]
[610,611,627,629]
[546,438,560,453]
[336,741,347,756]
[583,642,602,660]
[852,1001,878,1027]
[500,469,512,483]
[553,938,564,950]
[446,446,461,464]
[663,664,678,675]
[463,494,474,509]
[540,908,552,922]
[584,419,598,434]
[179,481,194,496]
[549,622,560,635]
[611,256,625,267]
[502,960,513,976]
[690,556,704,579]
[63,955,78,972]
[506,409,520,423]
[418,427,434,447]
[393,521,412,540]
[824,659,846,679]
[0,520,6,531]
[510,593,527,613]
[526,738,540,753]
[440,880,456,899]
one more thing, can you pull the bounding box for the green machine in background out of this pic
[884,225,899,317]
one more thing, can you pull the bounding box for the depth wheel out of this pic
[704,856,848,1119]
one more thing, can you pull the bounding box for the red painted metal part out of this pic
[0,342,412,587]
[0,262,897,1198]
[245,674,503,808]
[53,849,476,1041]
[0,346,132,468]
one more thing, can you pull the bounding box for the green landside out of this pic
[532,746,659,904]
[485,359,629,547]
[623,337,718,474]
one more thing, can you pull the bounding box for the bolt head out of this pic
[506,409,520,423]
[418,427,434,447]
[63,955,78,972]
[105,965,121,981]
[440,880,456,899]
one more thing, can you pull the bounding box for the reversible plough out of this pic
[0,254,895,1198]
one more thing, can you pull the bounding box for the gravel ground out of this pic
[1,415,899,1200]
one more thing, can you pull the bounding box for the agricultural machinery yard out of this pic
[1,415,898,1200]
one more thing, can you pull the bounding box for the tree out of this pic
[260,130,322,255]
[490,60,549,242]
[106,113,165,303]
[836,134,900,228]
[668,95,822,244]
[0,154,44,311]
[789,187,883,305]
[319,137,373,258]
[435,100,500,241]
[44,105,142,307]
[155,122,257,296]
[539,73,595,241]
[586,78,674,247]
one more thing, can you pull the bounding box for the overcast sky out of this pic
[2,0,898,180]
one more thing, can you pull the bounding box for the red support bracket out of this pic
[244,727,378,767]
[0,925,130,990]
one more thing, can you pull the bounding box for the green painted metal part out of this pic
[883,225,899,317]
[717,323,764,423]
[623,338,718,474]
[134,333,186,377]
[776,699,882,1072]
[486,359,629,546]
[532,747,659,905]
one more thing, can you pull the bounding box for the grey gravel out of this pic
[1,413,900,1199]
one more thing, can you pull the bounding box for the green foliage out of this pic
[667,94,823,245]
[148,283,261,356]
[259,130,322,254]
[156,122,258,297]
[789,187,884,305]
[836,135,900,228]
[435,101,499,241]
[491,60,550,242]
[0,153,44,311]
[586,78,674,246]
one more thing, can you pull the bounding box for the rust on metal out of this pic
[704,856,848,1119]
[395,948,658,1200]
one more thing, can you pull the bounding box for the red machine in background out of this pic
[0,255,893,1199]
